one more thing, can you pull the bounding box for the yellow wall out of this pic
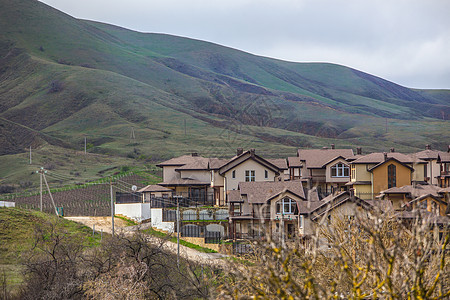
[411,163,425,182]
[372,161,411,195]
[352,164,373,182]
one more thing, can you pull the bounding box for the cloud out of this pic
[39,0,450,88]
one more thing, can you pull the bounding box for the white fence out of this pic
[0,201,15,207]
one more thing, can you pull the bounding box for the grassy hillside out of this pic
[0,0,449,182]
[0,207,101,293]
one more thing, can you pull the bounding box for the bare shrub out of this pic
[218,211,450,299]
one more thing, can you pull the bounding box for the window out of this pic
[245,170,255,182]
[276,198,298,215]
[264,170,268,179]
[331,163,350,177]
[424,164,428,180]
[387,164,396,188]
[299,215,304,228]
[232,170,236,179]
[351,165,356,180]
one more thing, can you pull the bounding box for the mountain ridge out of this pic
[0,0,449,159]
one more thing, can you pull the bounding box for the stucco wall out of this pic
[115,203,150,222]
[163,166,180,182]
[352,164,373,182]
[372,161,411,195]
[224,159,276,192]
[151,208,175,232]
[179,170,210,182]
[325,158,350,183]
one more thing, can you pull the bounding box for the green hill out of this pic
[0,207,100,294]
[1,0,449,163]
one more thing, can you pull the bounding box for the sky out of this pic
[39,0,450,89]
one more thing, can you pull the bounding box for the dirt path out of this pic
[65,216,228,267]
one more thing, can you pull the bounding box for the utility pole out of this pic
[175,195,181,268]
[184,119,186,136]
[36,167,58,216]
[37,168,43,211]
[110,178,115,236]
[84,136,87,154]
[29,146,32,164]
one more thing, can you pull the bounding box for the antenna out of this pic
[131,185,137,192]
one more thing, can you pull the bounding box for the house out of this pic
[411,145,450,185]
[156,153,227,206]
[228,180,311,240]
[347,150,427,200]
[137,185,173,207]
[216,148,283,202]
[437,151,450,188]
[378,184,449,215]
[292,146,354,196]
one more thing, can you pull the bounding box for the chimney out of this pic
[331,144,335,149]
[426,144,431,150]
[356,147,362,155]
[236,148,243,156]
[383,152,388,161]
[250,148,255,155]
[390,148,395,153]
[191,152,198,157]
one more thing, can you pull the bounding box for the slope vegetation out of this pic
[0,0,449,160]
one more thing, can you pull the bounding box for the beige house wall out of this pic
[325,158,351,183]
[224,159,277,193]
[179,170,210,182]
[411,163,425,182]
[163,166,180,182]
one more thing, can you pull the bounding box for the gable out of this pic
[219,151,280,175]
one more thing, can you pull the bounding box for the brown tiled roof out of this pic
[239,181,305,204]
[157,154,209,167]
[267,158,288,170]
[380,184,442,198]
[228,190,242,203]
[287,157,302,167]
[309,191,376,220]
[137,185,173,193]
[413,149,443,160]
[438,152,450,163]
[367,157,414,172]
[352,152,425,164]
[158,178,210,186]
[209,158,229,169]
[297,148,354,169]
[439,187,450,193]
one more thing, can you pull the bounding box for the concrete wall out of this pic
[115,203,150,222]
[151,208,174,232]
[0,201,15,207]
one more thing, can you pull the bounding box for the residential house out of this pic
[216,148,283,202]
[228,181,310,240]
[293,146,354,196]
[411,145,450,185]
[348,150,427,200]
[156,153,217,206]
[378,184,449,215]
[437,151,450,188]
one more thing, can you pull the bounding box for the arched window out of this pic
[276,198,298,215]
[388,164,396,188]
[331,162,349,177]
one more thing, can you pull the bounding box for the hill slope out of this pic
[0,0,449,159]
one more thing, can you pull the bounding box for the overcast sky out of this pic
[39,0,450,89]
